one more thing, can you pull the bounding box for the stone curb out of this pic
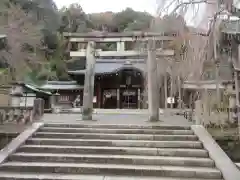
[236,163,240,168]
[0,122,44,164]
[56,108,167,115]
[191,125,240,180]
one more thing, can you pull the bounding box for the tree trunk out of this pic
[236,45,240,137]
[82,41,96,120]
[215,63,220,105]
[147,40,159,121]
[213,2,221,106]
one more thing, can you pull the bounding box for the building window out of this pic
[58,95,70,102]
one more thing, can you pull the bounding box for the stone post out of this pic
[117,41,125,51]
[82,41,96,120]
[32,98,44,121]
[147,40,159,122]
[50,94,56,110]
[195,100,202,125]
[229,95,236,123]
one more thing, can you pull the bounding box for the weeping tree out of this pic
[147,0,232,125]
[152,15,189,109]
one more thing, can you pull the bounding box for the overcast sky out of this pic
[54,0,157,15]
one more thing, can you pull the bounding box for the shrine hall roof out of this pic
[68,59,146,75]
[0,35,6,39]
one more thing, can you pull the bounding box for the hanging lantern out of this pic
[126,76,131,85]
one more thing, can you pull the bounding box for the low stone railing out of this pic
[0,99,44,125]
[0,106,33,124]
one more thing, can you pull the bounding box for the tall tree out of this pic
[112,8,152,32]
[59,3,93,33]
[0,2,43,81]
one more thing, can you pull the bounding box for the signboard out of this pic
[93,96,97,103]
[104,89,117,98]
[123,90,136,96]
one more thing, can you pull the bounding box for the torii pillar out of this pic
[82,41,96,120]
[147,39,160,122]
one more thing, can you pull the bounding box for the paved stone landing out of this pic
[42,112,192,126]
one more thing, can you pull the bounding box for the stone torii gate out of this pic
[64,32,175,121]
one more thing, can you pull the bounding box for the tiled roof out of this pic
[68,59,146,75]
[0,35,6,39]
[39,81,83,90]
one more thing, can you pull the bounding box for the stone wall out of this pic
[0,133,17,149]
[207,127,240,162]
[0,106,33,124]
[217,139,240,162]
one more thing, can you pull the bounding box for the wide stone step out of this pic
[34,132,198,141]
[44,124,191,130]
[9,153,215,167]
[0,162,222,179]
[0,172,224,180]
[26,138,203,148]
[18,145,209,157]
[39,127,194,135]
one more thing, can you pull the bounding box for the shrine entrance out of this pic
[121,89,138,109]
[99,68,144,109]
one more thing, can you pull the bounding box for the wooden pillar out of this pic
[117,89,120,109]
[147,40,159,121]
[178,76,182,109]
[82,41,96,120]
[138,88,141,109]
[97,81,101,108]
[164,74,168,109]
[142,72,148,109]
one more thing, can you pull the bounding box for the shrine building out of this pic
[45,32,175,109]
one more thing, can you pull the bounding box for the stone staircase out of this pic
[0,123,237,179]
